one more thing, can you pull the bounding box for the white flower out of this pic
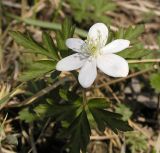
[56,23,130,88]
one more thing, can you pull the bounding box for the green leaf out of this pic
[56,19,75,57]
[115,104,132,121]
[51,71,61,80]
[125,131,147,153]
[19,108,38,123]
[10,31,54,58]
[19,60,56,81]
[34,98,90,153]
[113,25,144,41]
[89,107,132,132]
[59,89,80,102]
[88,98,132,132]
[150,73,160,93]
[151,148,157,153]
[118,43,151,59]
[67,110,91,153]
[42,32,58,60]
[62,19,75,39]
[36,103,77,121]
[68,0,116,24]
[19,97,80,123]
[0,84,24,105]
[59,89,68,101]
[88,98,110,108]
[113,25,149,59]
[124,25,144,41]
[0,94,10,105]
[34,99,81,121]
[56,31,66,50]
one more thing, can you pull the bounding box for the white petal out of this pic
[66,38,86,52]
[97,54,129,77]
[56,53,88,71]
[88,23,108,46]
[78,58,97,88]
[101,39,130,54]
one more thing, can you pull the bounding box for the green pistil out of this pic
[89,45,98,55]
[85,40,100,56]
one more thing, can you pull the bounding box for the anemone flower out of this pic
[56,23,130,88]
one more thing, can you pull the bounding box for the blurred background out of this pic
[0,0,160,153]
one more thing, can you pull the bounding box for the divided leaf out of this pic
[19,98,80,123]
[10,31,56,58]
[19,60,56,81]
[68,0,116,24]
[118,43,151,59]
[88,99,132,133]
[125,131,147,153]
[114,25,144,41]
[68,110,91,153]
[42,32,58,60]
[59,89,79,102]
[115,25,151,59]
[56,19,75,57]
[19,108,38,123]
[89,108,132,133]
[115,104,133,121]
[88,98,110,108]
[34,102,77,121]
[124,25,145,41]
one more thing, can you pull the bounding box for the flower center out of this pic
[83,37,102,57]
[81,30,105,57]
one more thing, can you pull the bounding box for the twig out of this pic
[2,1,22,9]
[1,148,16,153]
[82,89,87,107]
[157,94,160,127]
[23,0,46,18]
[128,59,160,64]
[98,68,153,88]
[155,132,160,153]
[106,85,121,104]
[90,135,117,140]
[1,23,12,41]
[109,140,113,153]
[128,119,154,146]
[100,79,121,104]
[0,114,8,153]
[5,116,19,124]
[115,1,160,16]
[28,118,51,153]
[6,77,71,108]
[29,123,37,153]
[21,0,28,17]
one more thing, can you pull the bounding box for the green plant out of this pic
[8,19,156,153]
[125,131,148,153]
[115,103,132,121]
[68,0,116,24]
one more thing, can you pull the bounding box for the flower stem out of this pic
[82,89,87,108]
